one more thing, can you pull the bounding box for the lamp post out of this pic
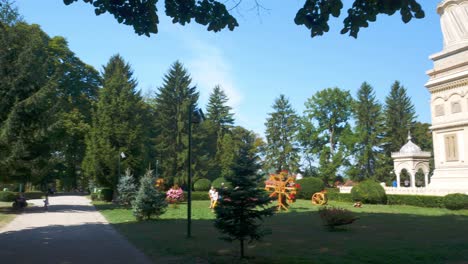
[118,151,126,182]
[187,105,205,238]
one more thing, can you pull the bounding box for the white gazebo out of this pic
[391,135,432,188]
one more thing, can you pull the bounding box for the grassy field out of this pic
[0,201,16,229]
[94,200,468,264]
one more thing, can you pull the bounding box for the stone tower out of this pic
[425,0,468,189]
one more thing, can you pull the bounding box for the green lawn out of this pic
[0,201,16,229]
[93,200,468,263]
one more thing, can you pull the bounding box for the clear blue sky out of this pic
[18,0,442,136]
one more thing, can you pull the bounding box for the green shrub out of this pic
[444,193,468,210]
[387,194,445,208]
[318,206,358,230]
[193,178,211,191]
[327,192,353,202]
[132,169,167,221]
[212,177,230,189]
[296,177,325,199]
[0,191,17,202]
[351,180,387,204]
[23,191,44,199]
[99,188,113,202]
[183,191,210,200]
[90,193,99,201]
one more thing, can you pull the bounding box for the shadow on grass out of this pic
[1,206,468,264]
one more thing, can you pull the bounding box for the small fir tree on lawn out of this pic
[132,169,167,220]
[214,173,275,258]
[117,168,137,206]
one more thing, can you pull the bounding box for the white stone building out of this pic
[425,0,468,190]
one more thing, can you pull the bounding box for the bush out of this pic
[318,206,358,230]
[327,192,353,203]
[351,180,387,204]
[99,188,113,202]
[212,177,230,189]
[387,194,445,208]
[184,191,210,200]
[444,193,468,210]
[23,191,44,199]
[193,178,211,191]
[117,169,137,205]
[0,191,17,202]
[90,193,99,201]
[296,177,325,199]
[132,169,167,221]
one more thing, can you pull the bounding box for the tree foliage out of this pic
[132,169,167,220]
[82,54,148,188]
[264,94,300,173]
[300,87,354,184]
[348,82,383,181]
[152,61,199,187]
[63,0,424,38]
[117,168,138,205]
[214,173,275,258]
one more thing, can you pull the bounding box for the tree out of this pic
[132,169,167,220]
[205,85,235,180]
[152,61,199,187]
[0,22,61,185]
[0,0,23,25]
[376,81,416,183]
[348,82,383,181]
[214,173,275,258]
[82,54,148,189]
[264,94,300,173]
[117,168,137,205]
[299,87,354,184]
[63,0,424,38]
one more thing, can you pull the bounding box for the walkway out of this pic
[0,195,153,264]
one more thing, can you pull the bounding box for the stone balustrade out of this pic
[338,186,468,196]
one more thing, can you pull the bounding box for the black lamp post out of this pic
[187,105,205,238]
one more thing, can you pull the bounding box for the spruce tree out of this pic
[132,169,167,220]
[349,82,383,181]
[206,85,234,134]
[117,168,137,205]
[264,94,300,173]
[377,81,416,182]
[153,61,199,187]
[82,54,148,189]
[214,173,275,258]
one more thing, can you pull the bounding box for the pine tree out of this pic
[214,173,275,258]
[206,85,234,134]
[349,82,383,181]
[132,169,167,220]
[377,81,416,183]
[153,61,199,187]
[264,94,300,173]
[300,87,354,184]
[117,168,137,205]
[82,54,148,189]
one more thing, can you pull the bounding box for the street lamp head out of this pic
[120,152,126,159]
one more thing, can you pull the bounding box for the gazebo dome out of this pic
[399,136,422,154]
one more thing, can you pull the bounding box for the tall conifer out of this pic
[264,94,300,173]
[82,55,147,189]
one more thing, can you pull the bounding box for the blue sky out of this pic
[18,0,442,136]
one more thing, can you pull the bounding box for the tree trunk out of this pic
[240,239,244,258]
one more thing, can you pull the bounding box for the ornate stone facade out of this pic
[426,0,468,189]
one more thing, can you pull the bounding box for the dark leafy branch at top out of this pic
[63,0,424,38]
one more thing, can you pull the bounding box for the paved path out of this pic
[0,195,153,264]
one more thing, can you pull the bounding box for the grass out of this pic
[0,201,17,229]
[93,199,468,263]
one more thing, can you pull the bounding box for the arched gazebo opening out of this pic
[391,134,431,188]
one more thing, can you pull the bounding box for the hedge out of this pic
[296,177,325,199]
[387,194,445,208]
[183,191,210,200]
[444,193,468,210]
[212,177,231,189]
[0,191,17,202]
[326,192,353,202]
[193,178,211,192]
[23,191,45,199]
